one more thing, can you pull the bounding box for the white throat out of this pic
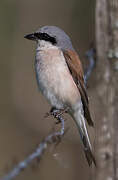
[36,40,56,51]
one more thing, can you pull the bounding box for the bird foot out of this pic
[50,107,68,124]
[44,107,68,124]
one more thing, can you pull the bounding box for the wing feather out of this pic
[63,50,94,126]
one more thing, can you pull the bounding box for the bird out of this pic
[24,26,96,166]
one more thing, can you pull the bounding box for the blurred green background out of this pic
[0,0,95,179]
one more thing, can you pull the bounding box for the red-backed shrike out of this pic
[24,26,95,166]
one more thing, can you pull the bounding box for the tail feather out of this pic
[74,110,96,166]
[83,135,96,166]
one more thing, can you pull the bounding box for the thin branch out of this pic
[0,114,65,180]
[84,48,96,85]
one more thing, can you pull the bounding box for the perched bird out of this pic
[24,26,95,166]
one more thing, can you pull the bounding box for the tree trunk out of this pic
[95,0,118,179]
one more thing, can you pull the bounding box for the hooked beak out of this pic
[24,33,37,41]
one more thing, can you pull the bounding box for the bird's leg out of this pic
[44,107,60,118]
[50,107,68,124]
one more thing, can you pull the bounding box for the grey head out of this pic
[24,26,74,50]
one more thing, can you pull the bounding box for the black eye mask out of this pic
[34,32,57,45]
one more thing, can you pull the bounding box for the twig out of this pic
[0,114,65,180]
[84,48,96,85]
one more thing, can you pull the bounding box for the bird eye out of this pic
[43,33,47,37]
[43,33,50,39]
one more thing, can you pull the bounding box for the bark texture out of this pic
[95,0,118,179]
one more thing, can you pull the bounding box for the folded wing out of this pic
[63,49,94,127]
